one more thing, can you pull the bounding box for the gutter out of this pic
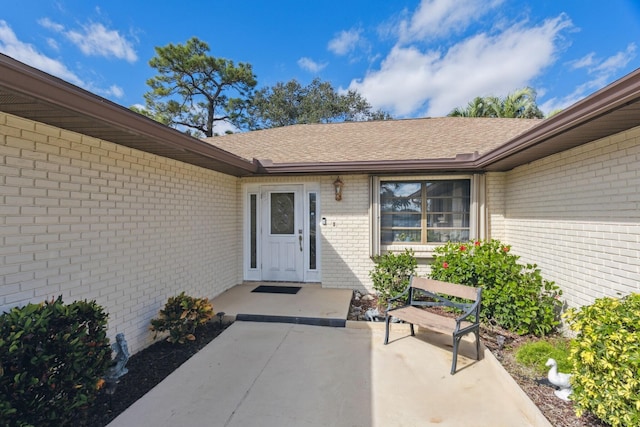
[254,153,481,175]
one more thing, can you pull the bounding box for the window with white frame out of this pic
[371,176,482,256]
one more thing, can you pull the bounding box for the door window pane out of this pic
[271,192,295,235]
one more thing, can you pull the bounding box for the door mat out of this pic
[251,285,301,294]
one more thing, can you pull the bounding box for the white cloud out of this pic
[212,120,239,136]
[66,22,137,62]
[38,17,65,32]
[349,14,572,117]
[591,43,636,74]
[0,20,84,86]
[542,43,637,114]
[398,0,505,42]
[297,57,328,73]
[45,38,60,51]
[328,29,362,55]
[107,84,124,99]
[39,18,137,63]
[570,52,595,69]
[0,20,128,100]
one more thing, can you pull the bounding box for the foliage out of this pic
[247,78,391,129]
[137,37,257,137]
[515,338,572,376]
[369,249,417,306]
[150,293,214,344]
[448,87,545,118]
[430,240,562,336]
[0,297,111,427]
[564,293,640,427]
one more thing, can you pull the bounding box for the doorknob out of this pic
[298,234,303,251]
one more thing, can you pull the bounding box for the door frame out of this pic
[243,182,321,282]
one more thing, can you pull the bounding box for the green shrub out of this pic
[150,292,214,344]
[430,239,562,336]
[0,297,111,427]
[369,249,417,306]
[515,338,572,376]
[564,293,640,427]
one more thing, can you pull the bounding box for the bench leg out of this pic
[451,329,481,374]
[384,314,390,345]
[410,323,415,337]
[451,335,461,375]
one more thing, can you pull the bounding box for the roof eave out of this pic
[477,67,640,171]
[0,54,257,177]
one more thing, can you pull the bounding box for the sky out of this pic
[1,0,640,125]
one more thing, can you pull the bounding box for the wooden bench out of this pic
[384,275,482,374]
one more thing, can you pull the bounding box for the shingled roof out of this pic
[205,117,540,165]
[2,53,640,176]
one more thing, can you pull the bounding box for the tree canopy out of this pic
[136,37,257,137]
[448,87,545,119]
[247,78,391,129]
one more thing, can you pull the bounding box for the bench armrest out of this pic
[455,287,482,325]
[386,276,414,311]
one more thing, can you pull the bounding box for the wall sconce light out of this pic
[333,176,344,201]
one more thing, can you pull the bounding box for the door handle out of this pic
[298,234,303,251]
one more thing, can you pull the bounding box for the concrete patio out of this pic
[107,284,551,427]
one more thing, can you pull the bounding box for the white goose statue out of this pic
[545,358,572,401]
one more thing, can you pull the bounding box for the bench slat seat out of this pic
[384,275,482,374]
[390,306,474,333]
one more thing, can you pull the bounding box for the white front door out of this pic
[261,185,304,281]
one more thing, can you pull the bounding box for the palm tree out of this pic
[449,96,494,117]
[500,87,544,118]
[448,87,544,118]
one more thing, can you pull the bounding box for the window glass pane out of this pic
[381,182,421,197]
[451,213,470,227]
[381,229,394,243]
[427,180,470,197]
[381,213,421,228]
[393,230,421,242]
[381,229,421,243]
[380,182,422,212]
[271,192,295,235]
[309,193,316,270]
[428,213,450,227]
[427,229,469,243]
[379,179,471,245]
[250,194,257,268]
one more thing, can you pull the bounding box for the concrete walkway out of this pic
[108,320,551,427]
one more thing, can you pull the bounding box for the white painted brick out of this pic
[501,127,640,308]
[1,112,241,353]
[4,288,37,304]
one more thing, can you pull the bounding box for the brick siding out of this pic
[0,112,240,352]
[501,126,640,307]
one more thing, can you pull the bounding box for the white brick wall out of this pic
[486,172,507,241]
[0,112,240,353]
[318,174,375,290]
[501,126,640,308]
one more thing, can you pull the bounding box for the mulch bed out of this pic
[77,321,231,427]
